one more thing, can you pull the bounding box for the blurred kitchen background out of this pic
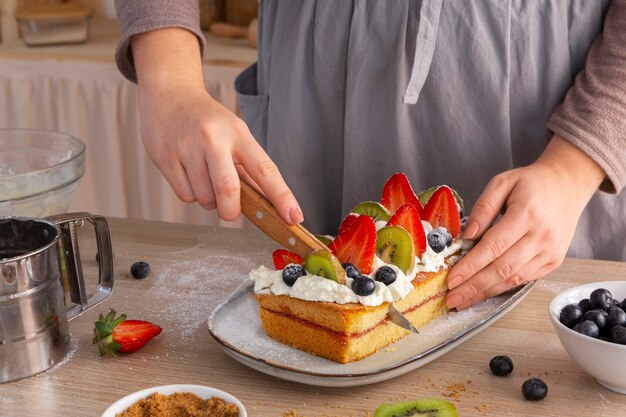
[0,0,258,227]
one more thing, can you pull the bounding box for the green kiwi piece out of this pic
[376,226,415,274]
[351,201,392,222]
[417,186,464,213]
[315,234,334,246]
[304,250,347,284]
[373,398,458,417]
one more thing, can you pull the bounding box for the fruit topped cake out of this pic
[250,173,473,363]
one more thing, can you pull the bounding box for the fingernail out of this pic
[447,275,463,289]
[456,301,472,311]
[289,207,304,224]
[447,294,463,309]
[462,220,479,239]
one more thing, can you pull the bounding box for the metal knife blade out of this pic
[387,304,419,334]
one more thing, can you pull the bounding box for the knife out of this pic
[239,179,329,259]
[387,304,420,334]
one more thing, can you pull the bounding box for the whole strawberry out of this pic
[93,309,162,356]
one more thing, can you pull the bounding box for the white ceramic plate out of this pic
[207,281,535,387]
[101,384,247,417]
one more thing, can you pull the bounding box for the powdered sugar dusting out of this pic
[37,336,79,377]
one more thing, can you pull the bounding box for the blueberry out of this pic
[427,230,447,253]
[559,304,583,328]
[352,275,376,296]
[606,306,626,329]
[282,264,305,286]
[432,227,452,247]
[577,298,592,315]
[460,217,469,232]
[130,261,150,279]
[375,266,397,286]
[522,378,548,401]
[489,355,514,376]
[583,309,607,331]
[589,288,613,311]
[342,262,361,279]
[573,320,600,338]
[609,325,626,344]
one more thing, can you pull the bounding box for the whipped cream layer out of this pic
[250,220,473,307]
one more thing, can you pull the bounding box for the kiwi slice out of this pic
[376,226,415,274]
[315,234,334,246]
[373,398,457,417]
[351,201,392,222]
[418,186,464,213]
[304,250,347,284]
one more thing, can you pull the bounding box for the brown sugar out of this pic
[117,392,239,417]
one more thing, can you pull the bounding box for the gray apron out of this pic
[236,0,625,261]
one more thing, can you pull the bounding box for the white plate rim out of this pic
[207,280,535,386]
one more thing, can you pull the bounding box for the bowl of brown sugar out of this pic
[101,384,246,417]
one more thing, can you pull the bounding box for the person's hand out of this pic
[446,136,605,310]
[131,28,303,224]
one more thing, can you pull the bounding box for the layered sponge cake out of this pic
[250,174,472,363]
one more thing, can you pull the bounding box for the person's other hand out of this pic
[446,136,605,310]
[132,28,303,224]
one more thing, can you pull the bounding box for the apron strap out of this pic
[403,0,443,104]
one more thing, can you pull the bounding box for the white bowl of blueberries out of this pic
[549,281,626,394]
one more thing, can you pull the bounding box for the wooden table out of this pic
[1,217,625,416]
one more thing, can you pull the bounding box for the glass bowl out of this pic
[0,129,85,217]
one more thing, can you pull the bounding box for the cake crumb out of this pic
[117,392,239,417]
[475,404,489,415]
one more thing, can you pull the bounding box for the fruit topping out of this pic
[373,398,458,417]
[421,186,461,238]
[338,213,360,235]
[387,203,427,258]
[315,234,334,246]
[352,275,376,296]
[489,355,514,376]
[282,264,306,286]
[93,309,162,356]
[376,226,415,274]
[272,249,304,270]
[351,201,392,223]
[374,266,397,286]
[342,262,361,279]
[304,250,347,284]
[427,229,448,254]
[573,320,600,338]
[589,288,613,311]
[328,214,377,275]
[418,185,464,216]
[380,173,424,214]
[521,378,548,401]
[558,304,583,328]
[130,261,151,279]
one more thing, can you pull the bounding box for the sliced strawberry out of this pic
[381,173,423,214]
[272,249,304,270]
[328,215,376,275]
[420,185,461,238]
[338,213,359,236]
[93,309,162,356]
[387,203,427,258]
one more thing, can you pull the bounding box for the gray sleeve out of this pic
[114,0,206,83]
[546,0,626,194]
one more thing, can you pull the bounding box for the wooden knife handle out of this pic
[239,179,328,259]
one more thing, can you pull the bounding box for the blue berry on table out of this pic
[559,304,583,328]
[577,298,592,315]
[573,320,600,338]
[375,266,397,286]
[606,306,626,329]
[522,378,548,401]
[342,262,361,279]
[583,309,607,331]
[427,230,447,253]
[589,288,613,311]
[432,227,452,247]
[282,264,305,286]
[610,325,626,344]
[489,355,514,376]
[352,275,376,296]
[130,261,150,279]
